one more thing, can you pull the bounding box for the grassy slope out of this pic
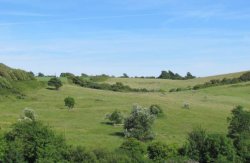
[105,71,246,91]
[0,72,250,150]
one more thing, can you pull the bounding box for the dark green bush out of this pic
[147,142,178,161]
[64,97,75,110]
[120,138,146,155]
[149,105,164,117]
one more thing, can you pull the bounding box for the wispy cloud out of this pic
[0,12,169,26]
[0,10,52,17]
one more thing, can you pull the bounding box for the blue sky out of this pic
[0,0,250,77]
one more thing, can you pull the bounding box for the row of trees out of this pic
[0,105,248,162]
[170,71,250,92]
[193,72,250,90]
[158,71,196,80]
[71,76,153,92]
[37,71,196,81]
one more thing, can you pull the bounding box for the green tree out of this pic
[64,97,75,110]
[124,105,155,141]
[48,77,62,90]
[3,121,68,162]
[228,105,250,162]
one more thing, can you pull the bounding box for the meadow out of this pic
[1,73,249,151]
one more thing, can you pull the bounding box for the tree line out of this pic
[170,71,250,92]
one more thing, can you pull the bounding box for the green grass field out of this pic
[0,73,250,150]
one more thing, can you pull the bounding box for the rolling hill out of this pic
[0,64,250,151]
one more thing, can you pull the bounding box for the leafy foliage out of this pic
[3,121,68,163]
[228,106,250,162]
[147,142,178,161]
[158,70,195,80]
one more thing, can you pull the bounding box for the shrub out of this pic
[64,97,75,110]
[147,142,178,161]
[120,138,146,155]
[67,146,97,163]
[48,77,63,90]
[149,105,164,117]
[124,105,155,141]
[106,110,124,125]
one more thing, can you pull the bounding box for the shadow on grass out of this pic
[110,132,124,138]
[46,87,57,91]
[101,122,114,126]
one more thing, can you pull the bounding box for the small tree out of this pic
[106,110,124,125]
[64,97,75,110]
[228,105,250,162]
[124,105,155,141]
[48,77,62,90]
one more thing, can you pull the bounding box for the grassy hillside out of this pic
[104,71,246,91]
[1,70,250,150]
